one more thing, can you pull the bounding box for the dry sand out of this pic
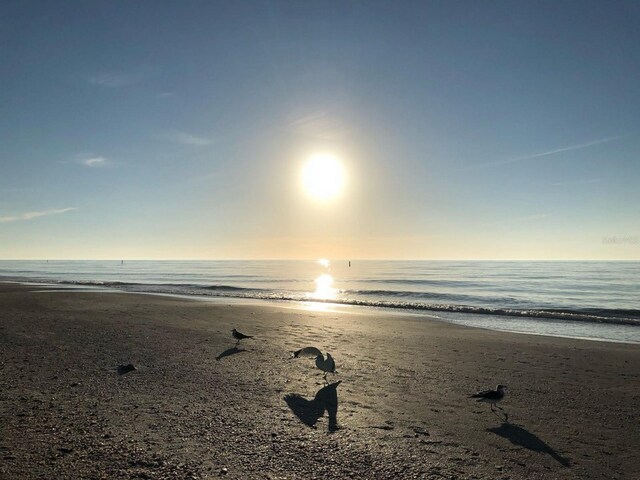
[1,283,639,479]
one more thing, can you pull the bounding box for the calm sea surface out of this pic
[1,260,638,343]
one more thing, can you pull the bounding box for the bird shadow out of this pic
[215,347,246,361]
[284,381,341,432]
[487,422,571,467]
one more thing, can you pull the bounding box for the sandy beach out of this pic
[1,283,638,479]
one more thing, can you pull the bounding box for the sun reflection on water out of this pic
[312,273,337,299]
[317,258,330,268]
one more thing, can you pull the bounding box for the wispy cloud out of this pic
[468,135,623,170]
[81,156,108,167]
[87,70,148,88]
[288,110,349,140]
[0,187,36,193]
[0,207,77,223]
[551,178,602,187]
[59,156,110,167]
[481,213,550,228]
[164,131,212,146]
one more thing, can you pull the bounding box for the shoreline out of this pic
[8,280,640,345]
[1,283,639,479]
[2,269,639,328]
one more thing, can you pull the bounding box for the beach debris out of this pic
[231,328,252,345]
[291,346,322,358]
[117,363,137,375]
[315,353,336,383]
[469,384,508,419]
[411,426,430,436]
[369,424,394,431]
[220,467,228,475]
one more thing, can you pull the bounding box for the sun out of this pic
[301,153,346,202]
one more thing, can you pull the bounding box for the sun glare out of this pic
[311,273,337,300]
[317,258,330,268]
[301,153,346,202]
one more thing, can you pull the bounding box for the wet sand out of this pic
[1,283,639,479]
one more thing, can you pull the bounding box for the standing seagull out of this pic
[470,384,508,414]
[231,328,253,346]
[315,353,336,383]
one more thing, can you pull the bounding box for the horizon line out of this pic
[0,258,638,262]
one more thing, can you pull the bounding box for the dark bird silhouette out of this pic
[488,422,571,467]
[231,328,253,345]
[315,353,336,383]
[470,384,508,418]
[216,346,246,361]
[291,346,322,358]
[284,381,342,432]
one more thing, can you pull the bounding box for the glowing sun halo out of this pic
[301,153,346,201]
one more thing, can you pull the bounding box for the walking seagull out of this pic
[470,385,508,419]
[231,328,253,346]
[291,346,323,359]
[315,353,336,383]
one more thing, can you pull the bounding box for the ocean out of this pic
[1,260,638,344]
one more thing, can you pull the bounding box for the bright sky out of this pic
[1,1,639,260]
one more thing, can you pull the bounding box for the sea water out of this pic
[1,260,638,343]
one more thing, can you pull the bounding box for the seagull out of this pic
[470,384,508,415]
[315,353,336,383]
[231,328,253,346]
[291,346,323,359]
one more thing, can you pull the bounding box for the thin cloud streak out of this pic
[81,157,108,167]
[0,207,77,223]
[165,132,212,146]
[288,110,349,140]
[57,156,110,167]
[87,71,146,88]
[481,213,550,228]
[551,178,602,187]
[468,135,623,170]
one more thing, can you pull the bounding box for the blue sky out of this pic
[1,1,639,259]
